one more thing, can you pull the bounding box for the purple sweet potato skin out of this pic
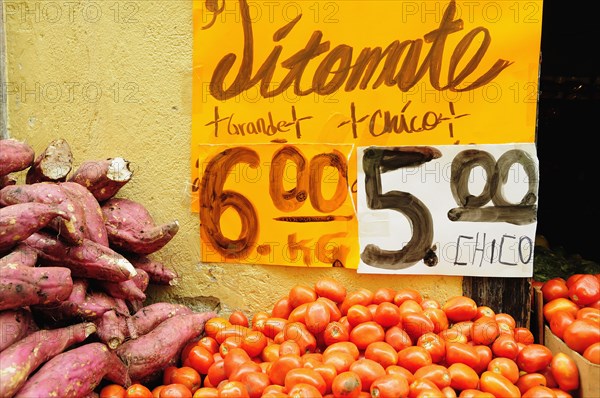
[0,139,35,176]
[116,311,216,384]
[102,198,179,254]
[0,183,86,245]
[127,254,178,286]
[69,158,132,202]
[0,308,38,352]
[94,309,127,350]
[97,278,146,302]
[14,342,131,398]
[0,243,39,268]
[128,302,194,339]
[0,265,73,311]
[0,322,96,398]
[60,181,109,246]
[0,202,68,251]
[25,232,137,282]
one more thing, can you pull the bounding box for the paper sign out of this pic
[197,143,358,267]
[192,0,544,270]
[357,143,538,276]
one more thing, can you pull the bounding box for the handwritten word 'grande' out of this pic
[204,0,513,100]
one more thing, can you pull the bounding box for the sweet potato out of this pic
[125,268,150,312]
[14,342,131,398]
[0,308,38,352]
[0,182,86,245]
[69,157,133,202]
[116,311,216,384]
[60,181,109,246]
[0,265,73,311]
[96,278,146,302]
[0,243,39,268]
[0,322,96,398]
[25,232,137,282]
[127,302,194,339]
[0,139,35,176]
[25,138,73,184]
[0,202,68,252]
[126,254,178,285]
[102,198,179,254]
[77,291,130,319]
[94,309,127,349]
[0,174,17,189]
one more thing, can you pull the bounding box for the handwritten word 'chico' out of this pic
[204,0,513,100]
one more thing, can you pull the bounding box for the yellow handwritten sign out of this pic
[192,0,543,268]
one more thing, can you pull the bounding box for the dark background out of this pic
[536,4,599,262]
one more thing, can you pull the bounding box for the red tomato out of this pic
[491,334,519,360]
[170,367,201,393]
[268,354,303,385]
[402,311,435,342]
[421,299,441,310]
[472,344,493,375]
[471,316,500,346]
[543,298,580,323]
[205,360,226,387]
[289,285,318,308]
[215,325,251,345]
[479,371,521,398]
[159,384,192,398]
[163,366,178,384]
[397,346,433,374]
[444,342,480,370]
[364,341,399,368]
[514,327,535,345]
[397,300,423,316]
[347,304,373,327]
[408,378,442,398]
[218,381,250,398]
[349,321,385,350]
[317,297,343,322]
[228,361,262,382]
[373,302,401,328]
[191,387,219,398]
[563,318,600,354]
[332,371,362,398]
[229,310,249,327]
[522,385,558,398]
[219,336,243,357]
[279,340,301,357]
[271,296,293,319]
[447,363,479,391]
[126,384,153,398]
[288,303,309,323]
[541,278,569,302]
[305,300,331,334]
[204,317,231,340]
[369,374,410,398]
[197,337,219,354]
[385,326,413,351]
[393,288,423,305]
[314,277,347,303]
[475,306,496,319]
[223,348,252,377]
[260,317,288,339]
[494,313,517,330]
[549,310,575,340]
[568,274,600,306]
[339,288,374,315]
[323,321,350,346]
[312,362,337,394]
[240,330,268,358]
[566,274,585,289]
[323,351,356,374]
[413,364,452,390]
[516,372,547,395]
[442,296,478,323]
[251,311,270,330]
[100,384,126,398]
[423,308,450,334]
[287,383,324,398]
[385,365,415,385]
[238,371,270,398]
[576,307,600,322]
[458,389,495,398]
[583,342,600,364]
[487,357,520,384]
[284,368,327,395]
[516,344,553,373]
[349,358,386,392]
[323,341,360,359]
[416,332,446,364]
[373,287,397,304]
[550,352,579,392]
[283,322,317,354]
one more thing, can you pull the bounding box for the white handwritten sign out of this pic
[357,143,538,276]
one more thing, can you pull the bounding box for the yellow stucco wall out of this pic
[4,0,462,316]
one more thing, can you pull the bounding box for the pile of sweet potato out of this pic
[0,138,216,397]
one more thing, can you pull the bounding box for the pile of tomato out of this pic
[539,273,600,363]
[102,278,591,398]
